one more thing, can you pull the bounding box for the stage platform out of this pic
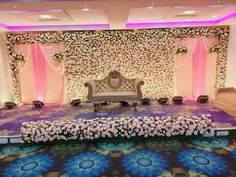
[0,100,236,139]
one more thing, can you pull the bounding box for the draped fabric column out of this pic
[14,43,65,104]
[203,37,218,98]
[32,44,46,102]
[174,38,198,98]
[39,44,65,104]
[14,44,37,104]
[192,38,208,98]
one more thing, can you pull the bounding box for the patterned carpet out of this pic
[0,137,236,177]
[0,100,236,136]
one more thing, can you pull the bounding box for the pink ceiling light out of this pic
[0,24,110,31]
[0,11,236,31]
[126,11,236,29]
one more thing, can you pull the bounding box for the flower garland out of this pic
[21,114,214,143]
[176,46,187,54]
[12,53,25,62]
[53,52,64,61]
[209,44,222,53]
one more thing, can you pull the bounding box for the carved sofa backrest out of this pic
[94,71,136,92]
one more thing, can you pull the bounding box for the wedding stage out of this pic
[0,100,236,141]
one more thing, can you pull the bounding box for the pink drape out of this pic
[174,38,198,98]
[192,38,207,97]
[175,37,218,99]
[32,44,46,101]
[14,43,65,104]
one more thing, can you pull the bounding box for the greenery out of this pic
[12,53,25,62]
[53,52,64,61]
[176,46,187,54]
[209,45,222,53]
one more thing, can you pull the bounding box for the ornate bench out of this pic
[85,70,144,111]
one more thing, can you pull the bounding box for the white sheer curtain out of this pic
[14,44,37,104]
[202,37,218,98]
[39,43,65,104]
[174,38,198,98]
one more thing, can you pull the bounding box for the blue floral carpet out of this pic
[0,137,236,177]
[0,100,236,136]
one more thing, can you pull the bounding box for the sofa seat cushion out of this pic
[93,91,138,99]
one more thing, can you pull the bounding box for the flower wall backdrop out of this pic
[5,26,229,103]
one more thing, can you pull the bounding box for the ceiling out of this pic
[0,0,236,31]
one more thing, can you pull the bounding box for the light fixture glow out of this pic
[90,19,95,22]
[183,10,196,14]
[82,8,89,12]
[147,6,154,9]
[141,17,146,21]
[39,15,52,19]
[212,15,218,18]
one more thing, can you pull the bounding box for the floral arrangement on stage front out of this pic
[21,114,214,143]
[176,46,187,54]
[209,45,222,53]
[53,52,64,61]
[12,53,25,62]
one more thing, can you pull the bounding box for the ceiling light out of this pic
[141,17,146,21]
[212,15,218,18]
[174,6,186,8]
[210,4,224,8]
[39,15,52,19]
[183,10,196,14]
[82,8,89,11]
[90,19,95,22]
[147,6,154,9]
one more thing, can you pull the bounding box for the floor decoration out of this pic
[122,150,168,177]
[178,148,227,176]
[4,154,53,177]
[0,137,236,177]
[0,100,235,137]
[63,151,109,177]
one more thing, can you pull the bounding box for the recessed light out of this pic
[147,6,154,9]
[82,8,89,11]
[212,15,218,18]
[141,17,146,21]
[183,10,196,14]
[174,6,186,8]
[210,4,224,8]
[39,15,52,19]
